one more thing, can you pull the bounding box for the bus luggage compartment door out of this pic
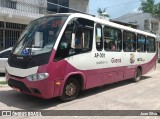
[103,72,116,85]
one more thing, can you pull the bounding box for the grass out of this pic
[0,81,7,85]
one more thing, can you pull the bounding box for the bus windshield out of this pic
[13,16,68,56]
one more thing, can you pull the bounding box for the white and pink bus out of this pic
[6,13,157,101]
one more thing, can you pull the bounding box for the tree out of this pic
[97,8,109,17]
[139,0,155,13]
[154,3,160,17]
[139,0,160,18]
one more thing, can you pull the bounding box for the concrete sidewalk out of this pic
[157,62,160,67]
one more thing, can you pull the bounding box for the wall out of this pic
[115,13,160,34]
[69,0,89,13]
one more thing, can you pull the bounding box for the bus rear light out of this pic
[27,73,49,82]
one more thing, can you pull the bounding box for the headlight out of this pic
[27,73,49,82]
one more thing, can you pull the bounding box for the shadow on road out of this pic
[0,89,62,110]
[78,76,151,99]
[0,76,151,110]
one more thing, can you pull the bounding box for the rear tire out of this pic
[132,68,142,82]
[60,77,79,102]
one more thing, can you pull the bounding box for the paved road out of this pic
[0,64,160,119]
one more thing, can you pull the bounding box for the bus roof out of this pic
[71,13,157,38]
[46,13,157,38]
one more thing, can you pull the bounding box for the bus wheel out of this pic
[132,68,142,82]
[60,78,79,102]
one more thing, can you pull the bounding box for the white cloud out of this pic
[132,7,142,13]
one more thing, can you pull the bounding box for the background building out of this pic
[47,0,69,13]
[111,20,138,29]
[47,0,89,13]
[0,0,89,51]
[114,13,160,35]
[0,0,47,50]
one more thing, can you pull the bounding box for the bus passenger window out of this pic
[103,26,122,51]
[83,29,92,49]
[55,18,94,61]
[123,31,136,52]
[96,24,103,51]
[146,37,155,52]
[137,34,146,52]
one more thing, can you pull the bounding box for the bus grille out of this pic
[8,79,31,93]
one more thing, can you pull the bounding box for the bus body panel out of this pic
[6,72,55,99]
[64,51,156,89]
[6,63,38,77]
[6,51,156,99]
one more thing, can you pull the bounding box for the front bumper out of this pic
[6,73,55,99]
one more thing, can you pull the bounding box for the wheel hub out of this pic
[65,83,76,96]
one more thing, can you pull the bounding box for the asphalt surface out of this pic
[0,64,160,119]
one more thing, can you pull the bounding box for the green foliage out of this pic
[0,81,7,85]
[139,0,160,18]
[154,3,160,17]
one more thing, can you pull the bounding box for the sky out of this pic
[89,0,160,19]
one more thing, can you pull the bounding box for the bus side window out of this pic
[123,31,136,52]
[96,24,103,51]
[104,26,122,51]
[137,34,146,52]
[54,18,94,61]
[74,28,93,50]
[146,37,156,52]
[54,26,72,61]
[83,29,93,49]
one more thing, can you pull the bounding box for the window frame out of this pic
[146,36,156,53]
[95,24,103,51]
[123,30,136,52]
[54,17,94,61]
[103,25,122,52]
[137,34,146,52]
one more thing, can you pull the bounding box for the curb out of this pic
[0,84,8,87]
[0,83,8,87]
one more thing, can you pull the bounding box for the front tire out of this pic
[132,68,142,82]
[60,78,79,102]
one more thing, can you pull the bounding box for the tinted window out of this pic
[137,34,146,52]
[104,26,122,51]
[54,18,94,61]
[146,37,156,52]
[123,31,136,52]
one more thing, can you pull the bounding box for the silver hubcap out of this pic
[65,83,77,96]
